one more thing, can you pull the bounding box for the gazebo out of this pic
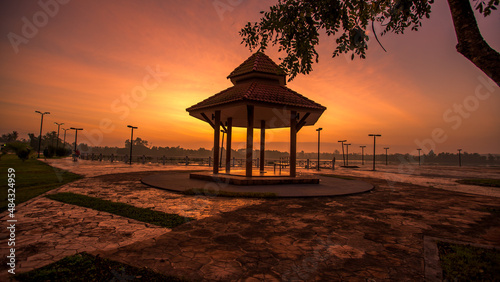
[186,52,326,182]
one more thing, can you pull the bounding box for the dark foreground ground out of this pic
[95,173,499,281]
[1,164,498,281]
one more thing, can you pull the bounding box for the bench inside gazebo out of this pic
[186,52,326,185]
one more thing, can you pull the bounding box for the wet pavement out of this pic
[0,159,498,281]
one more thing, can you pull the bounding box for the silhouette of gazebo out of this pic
[187,52,326,181]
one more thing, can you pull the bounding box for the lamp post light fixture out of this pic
[344,143,351,166]
[458,149,462,167]
[316,128,323,171]
[360,145,366,165]
[368,134,381,171]
[69,127,83,152]
[127,125,138,165]
[417,148,422,166]
[54,122,64,150]
[338,140,347,166]
[384,147,390,165]
[35,111,50,158]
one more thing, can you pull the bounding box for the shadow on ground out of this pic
[94,174,500,281]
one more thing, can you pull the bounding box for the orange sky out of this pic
[1,0,499,154]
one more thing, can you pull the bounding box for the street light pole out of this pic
[338,140,347,166]
[360,145,366,165]
[417,148,422,166]
[70,127,83,152]
[62,128,68,150]
[384,147,389,165]
[35,111,50,158]
[316,128,323,171]
[458,149,462,167]
[368,134,381,171]
[54,122,64,150]
[127,125,138,165]
[344,143,351,166]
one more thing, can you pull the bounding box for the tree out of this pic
[125,137,149,149]
[0,131,19,143]
[240,0,499,86]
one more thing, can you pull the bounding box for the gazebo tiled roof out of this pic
[227,52,286,79]
[186,82,326,112]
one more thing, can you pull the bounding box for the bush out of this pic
[17,147,31,161]
[5,142,32,162]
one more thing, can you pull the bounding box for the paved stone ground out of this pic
[0,170,263,280]
[0,188,168,280]
[95,176,500,281]
[1,159,499,281]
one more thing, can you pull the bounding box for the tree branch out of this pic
[447,0,500,87]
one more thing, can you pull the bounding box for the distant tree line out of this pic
[1,131,499,165]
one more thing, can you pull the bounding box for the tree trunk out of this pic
[447,0,500,87]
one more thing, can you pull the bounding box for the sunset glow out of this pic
[1,0,499,154]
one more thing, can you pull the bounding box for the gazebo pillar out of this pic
[246,105,254,177]
[260,120,265,173]
[225,117,232,173]
[213,110,220,174]
[290,110,297,177]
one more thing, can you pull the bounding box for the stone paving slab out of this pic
[58,172,264,219]
[0,193,168,280]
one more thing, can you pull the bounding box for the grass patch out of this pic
[0,154,83,213]
[183,188,277,198]
[15,252,184,281]
[46,192,192,228]
[437,241,500,281]
[456,178,500,188]
[317,173,355,180]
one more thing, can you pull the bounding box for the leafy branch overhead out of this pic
[240,0,499,86]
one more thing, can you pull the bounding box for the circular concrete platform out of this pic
[141,171,373,197]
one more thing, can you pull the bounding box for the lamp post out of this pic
[54,122,64,150]
[62,128,69,150]
[70,127,83,152]
[458,149,462,167]
[316,128,323,171]
[417,148,422,166]
[360,145,366,165]
[344,143,351,166]
[127,125,138,165]
[338,140,347,166]
[384,147,389,165]
[368,134,381,171]
[35,111,50,158]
